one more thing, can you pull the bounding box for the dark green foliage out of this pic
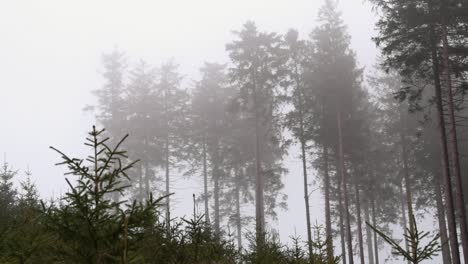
[367,215,441,263]
[0,169,53,264]
[242,233,290,264]
[242,227,342,264]
[0,127,247,263]
[0,160,17,230]
[369,0,468,108]
[43,126,163,263]
[133,206,239,264]
[309,224,341,264]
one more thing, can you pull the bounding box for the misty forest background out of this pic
[0,0,468,263]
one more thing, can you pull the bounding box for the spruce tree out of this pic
[282,29,315,259]
[0,159,17,231]
[308,1,363,262]
[44,126,163,263]
[226,21,287,244]
[155,60,190,232]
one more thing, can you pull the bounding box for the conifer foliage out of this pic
[2,0,468,263]
[44,126,163,263]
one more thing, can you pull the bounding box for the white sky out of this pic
[1,1,438,262]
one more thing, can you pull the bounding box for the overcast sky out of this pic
[0,0,424,261]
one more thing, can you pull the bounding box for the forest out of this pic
[0,0,467,263]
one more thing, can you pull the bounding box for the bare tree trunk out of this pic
[300,120,313,259]
[252,74,265,245]
[324,145,334,261]
[337,110,354,264]
[235,168,242,250]
[213,141,220,236]
[399,120,416,258]
[144,160,150,198]
[429,24,461,264]
[440,4,468,259]
[399,179,411,264]
[165,136,171,233]
[143,137,150,199]
[354,180,365,264]
[338,160,347,264]
[364,203,374,264]
[138,163,144,201]
[435,173,452,264]
[203,139,210,225]
[164,83,171,233]
[371,199,379,264]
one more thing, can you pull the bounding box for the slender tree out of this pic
[156,60,189,231]
[309,1,364,262]
[439,0,468,258]
[227,21,286,244]
[282,29,314,258]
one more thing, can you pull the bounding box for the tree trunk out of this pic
[203,139,210,225]
[324,145,334,261]
[398,179,411,264]
[144,160,150,198]
[354,180,365,264]
[435,173,452,264]
[364,203,374,264]
[235,168,243,250]
[399,119,416,259]
[252,74,265,245]
[165,135,171,233]
[371,199,379,264]
[337,110,354,264]
[143,137,150,199]
[440,4,468,260]
[293,53,313,259]
[213,141,221,236]
[338,160,347,264]
[139,163,144,201]
[429,24,461,264]
[300,122,313,259]
[164,83,171,233]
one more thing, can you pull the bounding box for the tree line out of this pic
[0,0,467,263]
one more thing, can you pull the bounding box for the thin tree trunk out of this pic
[435,173,452,264]
[440,4,468,259]
[354,180,365,264]
[213,141,221,236]
[143,137,150,199]
[165,135,171,232]
[144,160,150,197]
[371,199,379,264]
[139,163,144,201]
[429,24,461,264]
[252,72,265,244]
[123,215,129,264]
[364,203,374,264]
[399,119,416,259]
[203,138,210,225]
[399,179,411,264]
[300,121,313,259]
[337,110,354,264]
[293,53,313,259]
[164,82,171,233]
[235,168,242,250]
[324,145,334,261]
[338,161,347,264]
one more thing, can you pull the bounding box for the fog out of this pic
[0,0,375,190]
[0,0,466,263]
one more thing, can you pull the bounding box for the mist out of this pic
[0,0,467,263]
